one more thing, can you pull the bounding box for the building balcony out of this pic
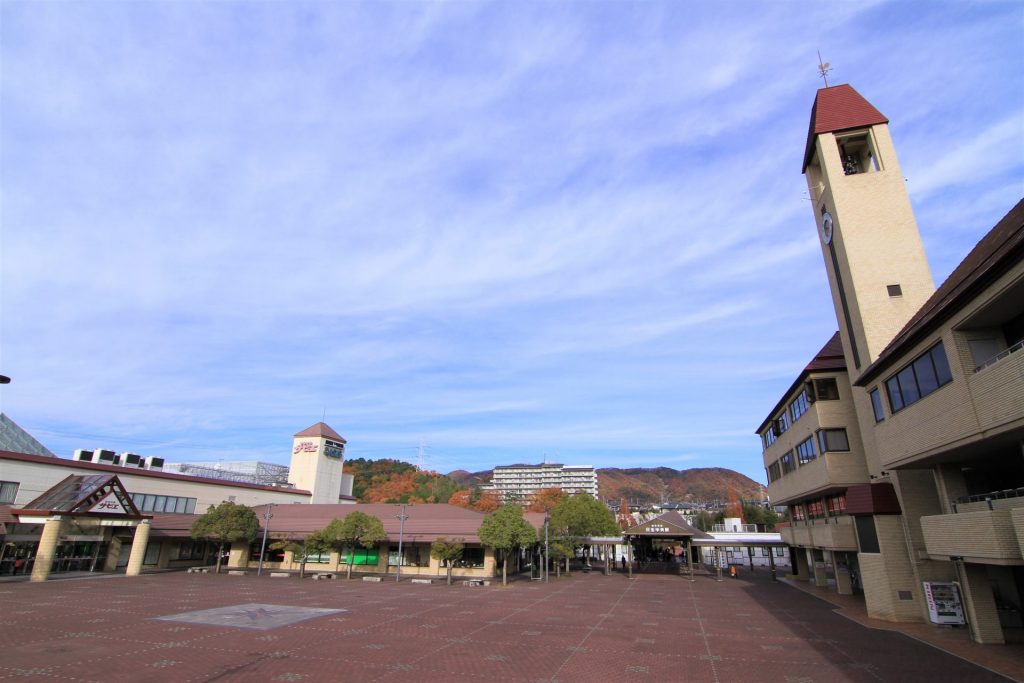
[767,452,869,505]
[921,501,1024,564]
[780,516,857,550]
[968,342,1024,433]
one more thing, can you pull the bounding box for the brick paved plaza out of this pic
[0,571,1012,682]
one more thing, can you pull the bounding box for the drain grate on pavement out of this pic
[152,603,346,630]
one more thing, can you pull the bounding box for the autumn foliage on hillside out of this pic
[348,458,465,504]
[447,488,500,513]
[597,467,763,504]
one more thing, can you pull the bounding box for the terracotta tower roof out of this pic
[293,422,346,442]
[803,84,889,171]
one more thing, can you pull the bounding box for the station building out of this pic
[0,421,356,578]
[758,83,1024,644]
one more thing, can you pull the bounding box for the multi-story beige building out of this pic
[481,462,599,502]
[759,83,1024,644]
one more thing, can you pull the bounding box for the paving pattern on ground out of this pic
[0,571,1012,682]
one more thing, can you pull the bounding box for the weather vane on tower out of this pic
[817,51,832,87]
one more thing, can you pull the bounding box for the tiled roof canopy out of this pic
[802,84,889,172]
[856,199,1024,386]
[756,332,845,433]
[294,422,346,442]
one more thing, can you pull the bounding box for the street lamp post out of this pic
[257,504,274,577]
[543,513,549,583]
[395,504,408,582]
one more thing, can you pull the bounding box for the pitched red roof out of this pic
[294,422,346,442]
[249,503,505,545]
[756,332,846,433]
[803,84,889,172]
[856,198,1024,385]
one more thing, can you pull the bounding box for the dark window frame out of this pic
[885,341,953,414]
[869,388,885,422]
[817,428,850,453]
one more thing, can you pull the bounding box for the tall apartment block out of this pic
[481,463,599,502]
[758,83,1024,644]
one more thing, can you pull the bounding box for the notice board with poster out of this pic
[923,581,966,625]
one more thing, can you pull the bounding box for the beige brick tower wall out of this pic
[807,124,935,373]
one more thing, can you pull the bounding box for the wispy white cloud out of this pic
[1,1,1021,484]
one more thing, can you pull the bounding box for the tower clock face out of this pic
[821,212,835,245]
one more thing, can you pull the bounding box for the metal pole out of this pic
[544,514,549,583]
[257,504,274,577]
[395,504,408,583]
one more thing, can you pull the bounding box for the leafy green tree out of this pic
[190,501,260,574]
[549,494,618,572]
[430,537,465,585]
[314,512,387,579]
[477,504,537,585]
[742,503,781,531]
[691,510,724,532]
[269,537,315,579]
[548,539,573,578]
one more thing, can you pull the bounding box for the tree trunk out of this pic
[299,559,306,580]
[565,556,570,575]
[556,560,560,578]
[346,549,353,580]
[215,542,224,574]
[446,562,453,586]
[502,552,508,586]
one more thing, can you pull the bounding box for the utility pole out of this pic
[395,504,408,582]
[257,504,274,576]
[544,513,550,583]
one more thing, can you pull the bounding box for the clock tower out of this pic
[288,421,350,504]
[803,84,935,372]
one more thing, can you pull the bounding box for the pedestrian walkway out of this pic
[781,576,1024,682]
[0,569,1014,682]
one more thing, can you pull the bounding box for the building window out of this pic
[790,504,806,521]
[795,437,817,465]
[790,390,809,422]
[306,550,331,564]
[772,411,790,437]
[854,516,880,553]
[767,461,782,483]
[807,500,825,519]
[455,547,485,568]
[0,481,19,504]
[885,341,953,413]
[780,452,795,475]
[340,548,380,565]
[817,428,850,453]
[869,388,885,422]
[130,492,197,514]
[762,428,777,449]
[826,494,847,515]
[813,378,840,400]
[250,543,285,563]
[173,540,208,561]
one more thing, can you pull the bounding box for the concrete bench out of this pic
[362,576,382,582]
[410,578,432,584]
[270,572,290,578]
[462,579,489,587]
[228,570,247,576]
[187,566,211,574]
[312,573,336,580]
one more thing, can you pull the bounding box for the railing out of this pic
[712,524,758,533]
[974,339,1024,373]
[953,487,1024,512]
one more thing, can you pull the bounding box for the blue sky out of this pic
[1,1,1022,484]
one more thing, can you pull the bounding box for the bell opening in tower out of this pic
[836,130,881,175]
